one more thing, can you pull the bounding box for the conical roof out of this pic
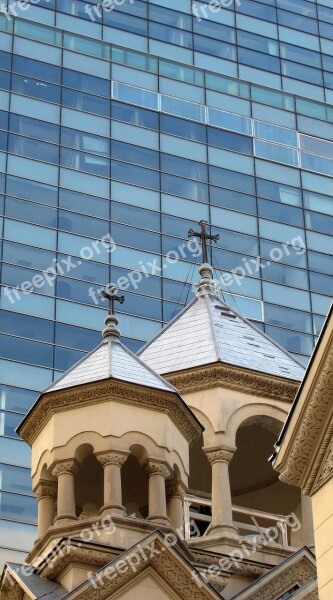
[45,335,176,394]
[139,284,305,382]
[17,310,203,444]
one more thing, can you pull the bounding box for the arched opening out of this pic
[188,434,212,536]
[122,445,149,518]
[38,463,57,528]
[189,434,211,495]
[230,416,301,544]
[74,445,103,518]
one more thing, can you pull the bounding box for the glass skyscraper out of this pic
[1,0,333,568]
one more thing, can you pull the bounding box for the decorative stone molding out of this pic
[95,451,128,467]
[145,461,171,479]
[166,363,300,402]
[311,435,333,494]
[147,514,172,523]
[196,568,229,592]
[244,559,316,600]
[71,536,221,600]
[39,542,121,580]
[19,379,202,446]
[27,513,174,567]
[205,447,236,465]
[52,460,79,478]
[277,347,333,494]
[231,554,317,600]
[1,578,24,600]
[230,563,267,578]
[34,480,57,500]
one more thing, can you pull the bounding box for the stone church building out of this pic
[0,255,326,600]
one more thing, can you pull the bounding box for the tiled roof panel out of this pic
[44,338,174,394]
[140,294,305,381]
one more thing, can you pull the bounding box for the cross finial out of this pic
[99,284,125,338]
[188,221,219,296]
[188,220,219,265]
[100,284,125,316]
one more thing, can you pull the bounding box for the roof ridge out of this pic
[205,295,221,363]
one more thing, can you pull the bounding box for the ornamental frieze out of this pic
[19,379,202,446]
[166,363,299,402]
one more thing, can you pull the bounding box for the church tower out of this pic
[139,223,317,594]
[2,286,227,599]
[0,229,319,599]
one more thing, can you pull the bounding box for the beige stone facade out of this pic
[274,303,333,600]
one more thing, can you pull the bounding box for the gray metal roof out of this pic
[45,336,176,394]
[5,563,67,599]
[139,293,305,382]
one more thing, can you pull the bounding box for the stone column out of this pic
[52,460,79,524]
[205,447,238,538]
[166,480,186,529]
[166,480,186,531]
[145,461,171,525]
[34,480,57,540]
[96,452,128,517]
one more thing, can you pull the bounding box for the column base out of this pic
[147,515,171,526]
[54,514,79,524]
[206,523,239,540]
[100,504,126,517]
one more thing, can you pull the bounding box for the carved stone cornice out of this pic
[39,542,120,580]
[52,460,79,478]
[205,447,236,465]
[70,536,221,600]
[197,568,229,592]
[95,451,128,467]
[277,346,333,494]
[1,577,24,600]
[145,461,171,479]
[27,513,175,566]
[311,435,333,494]
[241,558,316,600]
[34,480,57,500]
[192,551,267,578]
[166,363,300,402]
[19,379,202,446]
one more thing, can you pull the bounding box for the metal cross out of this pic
[99,284,125,316]
[188,220,219,264]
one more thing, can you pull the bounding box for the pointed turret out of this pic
[140,225,305,383]
[140,222,307,551]
[15,285,202,583]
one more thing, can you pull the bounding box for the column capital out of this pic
[205,446,236,465]
[166,480,187,500]
[145,460,171,479]
[34,480,57,500]
[95,451,129,467]
[52,459,79,478]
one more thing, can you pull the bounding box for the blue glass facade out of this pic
[1,0,333,566]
